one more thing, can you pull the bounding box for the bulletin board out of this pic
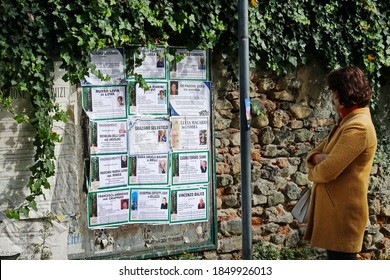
[69,46,217,259]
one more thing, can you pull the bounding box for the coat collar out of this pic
[338,107,371,127]
[338,105,359,118]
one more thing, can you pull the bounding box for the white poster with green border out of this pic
[170,116,209,151]
[127,46,167,80]
[129,188,170,223]
[171,151,210,186]
[170,187,208,224]
[168,48,208,81]
[128,118,170,155]
[89,154,128,190]
[88,188,130,228]
[128,154,169,186]
[82,85,127,120]
[127,81,168,115]
[89,119,128,155]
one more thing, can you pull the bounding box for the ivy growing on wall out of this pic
[0,0,389,218]
[221,1,389,86]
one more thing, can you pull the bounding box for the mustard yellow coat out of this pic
[304,107,377,253]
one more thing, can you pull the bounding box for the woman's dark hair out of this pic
[326,66,372,108]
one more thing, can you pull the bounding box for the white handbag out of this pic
[291,186,312,223]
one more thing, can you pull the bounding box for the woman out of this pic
[117,95,124,106]
[161,197,168,209]
[199,130,207,145]
[158,90,166,104]
[159,160,166,174]
[198,198,205,209]
[121,199,129,209]
[170,81,178,95]
[304,66,377,260]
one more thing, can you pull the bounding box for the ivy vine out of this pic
[0,0,389,218]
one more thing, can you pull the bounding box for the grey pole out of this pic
[238,0,252,260]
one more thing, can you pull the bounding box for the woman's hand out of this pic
[313,153,328,165]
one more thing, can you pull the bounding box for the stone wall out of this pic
[211,58,390,260]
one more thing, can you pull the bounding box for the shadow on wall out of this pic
[0,92,35,212]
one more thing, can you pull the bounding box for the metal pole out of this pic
[238,0,252,260]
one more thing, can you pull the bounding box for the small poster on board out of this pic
[128,119,170,155]
[88,188,130,227]
[170,116,209,151]
[82,85,127,120]
[89,120,128,155]
[128,154,169,186]
[170,187,208,224]
[169,81,210,116]
[128,82,168,115]
[127,46,167,80]
[171,151,210,186]
[82,47,126,85]
[169,48,208,80]
[129,188,170,223]
[89,154,128,190]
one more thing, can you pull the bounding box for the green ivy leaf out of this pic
[6,209,19,220]
[29,200,38,211]
[251,99,265,116]
[14,114,29,123]
[288,56,297,67]
[19,207,30,218]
